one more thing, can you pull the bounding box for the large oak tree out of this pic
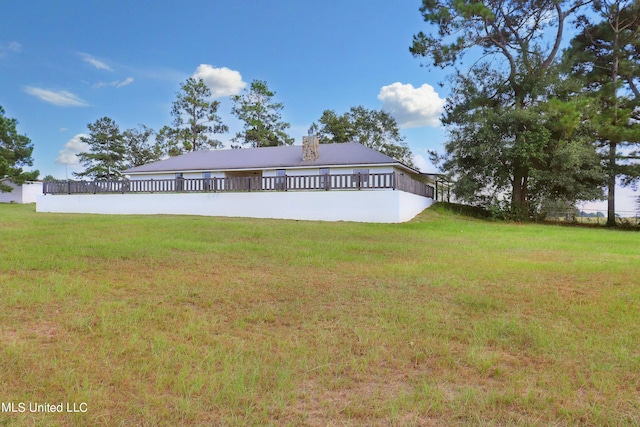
[438,66,604,213]
[314,106,415,167]
[411,0,590,216]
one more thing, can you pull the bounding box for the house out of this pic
[0,178,42,204]
[37,136,435,223]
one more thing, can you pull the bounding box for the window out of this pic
[352,169,369,186]
[275,169,286,190]
[175,173,184,191]
[319,168,330,189]
[202,172,212,190]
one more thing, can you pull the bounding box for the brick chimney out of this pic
[302,135,319,162]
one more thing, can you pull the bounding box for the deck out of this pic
[43,172,435,199]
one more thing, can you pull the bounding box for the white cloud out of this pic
[94,77,134,88]
[116,77,134,87]
[79,53,113,71]
[24,87,88,107]
[413,153,440,173]
[56,134,90,165]
[413,154,429,172]
[0,41,21,57]
[378,82,445,128]
[191,64,246,97]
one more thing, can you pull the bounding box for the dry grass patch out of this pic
[0,203,639,425]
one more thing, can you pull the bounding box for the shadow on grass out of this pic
[429,202,493,220]
[428,202,640,231]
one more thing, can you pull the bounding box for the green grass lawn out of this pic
[1,203,639,426]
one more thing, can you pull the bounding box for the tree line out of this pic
[412,0,640,224]
[71,79,413,181]
[1,78,412,190]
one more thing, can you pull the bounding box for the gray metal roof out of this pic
[124,142,414,174]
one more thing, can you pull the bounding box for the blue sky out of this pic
[1,1,446,174]
[1,0,637,212]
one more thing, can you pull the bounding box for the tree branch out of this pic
[625,76,640,99]
[540,2,565,71]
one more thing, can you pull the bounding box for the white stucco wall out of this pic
[0,181,42,204]
[21,182,43,203]
[0,181,21,203]
[36,190,433,223]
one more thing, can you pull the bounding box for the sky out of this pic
[1,0,637,214]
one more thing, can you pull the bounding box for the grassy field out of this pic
[1,203,639,426]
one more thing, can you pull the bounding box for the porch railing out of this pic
[43,172,434,199]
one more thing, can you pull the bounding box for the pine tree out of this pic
[160,77,228,156]
[75,117,126,180]
[231,80,293,147]
[565,0,640,225]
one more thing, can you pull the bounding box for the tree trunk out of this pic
[512,172,529,219]
[607,15,620,227]
[607,141,617,226]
